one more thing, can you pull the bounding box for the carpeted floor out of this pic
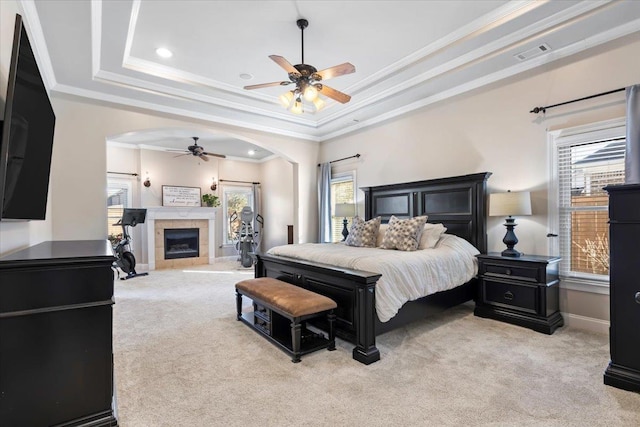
[113,262,640,426]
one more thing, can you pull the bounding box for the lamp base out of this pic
[501,217,522,257]
[501,248,522,257]
[341,218,349,241]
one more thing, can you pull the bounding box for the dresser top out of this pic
[0,240,114,266]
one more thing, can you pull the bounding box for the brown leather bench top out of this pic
[236,277,337,318]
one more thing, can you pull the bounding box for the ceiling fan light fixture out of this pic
[312,97,325,112]
[279,91,294,108]
[303,84,318,101]
[290,100,303,114]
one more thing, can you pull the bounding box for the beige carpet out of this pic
[113,262,640,426]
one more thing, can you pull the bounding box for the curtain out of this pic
[252,183,262,250]
[318,162,332,242]
[625,84,640,184]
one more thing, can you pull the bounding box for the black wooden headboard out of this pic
[361,172,491,254]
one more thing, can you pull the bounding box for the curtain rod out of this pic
[107,171,138,176]
[317,153,361,167]
[219,179,260,185]
[530,87,625,114]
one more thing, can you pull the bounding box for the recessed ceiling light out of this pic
[155,47,173,58]
[248,149,256,156]
[239,73,253,80]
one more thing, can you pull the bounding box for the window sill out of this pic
[560,276,609,295]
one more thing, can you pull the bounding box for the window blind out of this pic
[331,175,355,243]
[557,137,625,278]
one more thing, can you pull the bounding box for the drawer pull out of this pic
[505,268,512,275]
[635,292,640,304]
[504,291,514,301]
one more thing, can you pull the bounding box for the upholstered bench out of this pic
[235,277,337,363]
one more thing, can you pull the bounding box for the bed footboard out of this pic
[254,252,382,365]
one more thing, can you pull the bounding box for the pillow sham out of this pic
[345,216,381,247]
[418,223,448,249]
[380,215,428,251]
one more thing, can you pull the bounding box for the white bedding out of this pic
[266,234,479,322]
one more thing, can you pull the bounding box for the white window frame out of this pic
[330,170,357,243]
[222,185,255,246]
[107,177,133,227]
[548,117,625,295]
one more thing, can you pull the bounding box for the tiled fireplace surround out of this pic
[145,207,216,270]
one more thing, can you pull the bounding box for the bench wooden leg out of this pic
[291,321,302,363]
[236,291,242,321]
[327,311,336,351]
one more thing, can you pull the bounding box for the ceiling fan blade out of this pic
[315,63,355,81]
[244,81,291,90]
[269,55,298,74]
[202,151,226,159]
[199,154,210,162]
[319,85,351,104]
[173,153,189,158]
[167,149,189,153]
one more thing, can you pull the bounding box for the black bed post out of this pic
[362,187,372,221]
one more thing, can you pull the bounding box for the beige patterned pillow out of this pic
[380,215,428,251]
[345,216,381,247]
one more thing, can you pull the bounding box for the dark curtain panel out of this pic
[625,84,640,184]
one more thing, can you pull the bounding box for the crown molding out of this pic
[321,17,640,142]
[51,83,322,142]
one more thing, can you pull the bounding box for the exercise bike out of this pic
[112,208,148,280]
[230,206,263,268]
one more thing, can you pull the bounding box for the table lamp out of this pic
[489,190,532,257]
[334,203,356,241]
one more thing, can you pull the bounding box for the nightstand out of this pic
[474,253,563,334]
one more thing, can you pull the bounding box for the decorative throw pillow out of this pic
[345,216,381,247]
[418,223,448,249]
[380,215,428,251]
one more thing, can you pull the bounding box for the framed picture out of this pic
[162,186,201,207]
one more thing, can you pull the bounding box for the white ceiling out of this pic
[21,0,640,157]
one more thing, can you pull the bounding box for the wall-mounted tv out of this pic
[0,14,56,221]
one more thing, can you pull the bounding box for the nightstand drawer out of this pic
[482,262,539,282]
[482,279,538,314]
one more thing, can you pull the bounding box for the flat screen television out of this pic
[0,14,56,221]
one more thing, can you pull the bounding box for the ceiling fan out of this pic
[244,18,355,113]
[168,137,226,161]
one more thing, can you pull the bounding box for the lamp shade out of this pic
[489,191,532,217]
[335,203,356,217]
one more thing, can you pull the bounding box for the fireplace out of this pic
[164,228,199,260]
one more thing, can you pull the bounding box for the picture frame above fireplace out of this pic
[162,186,201,207]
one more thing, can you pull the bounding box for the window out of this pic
[330,171,356,243]
[223,185,255,245]
[107,178,132,244]
[549,119,625,293]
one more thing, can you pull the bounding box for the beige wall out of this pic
[46,96,317,253]
[319,34,640,322]
[0,1,53,256]
[260,157,295,250]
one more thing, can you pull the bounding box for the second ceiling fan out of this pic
[244,18,355,113]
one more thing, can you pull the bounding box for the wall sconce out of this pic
[143,173,151,187]
[210,177,217,191]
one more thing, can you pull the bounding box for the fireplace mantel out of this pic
[145,207,216,270]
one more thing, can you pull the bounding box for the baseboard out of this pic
[137,263,149,272]
[562,312,609,335]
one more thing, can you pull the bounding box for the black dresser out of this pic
[604,184,640,392]
[0,240,118,426]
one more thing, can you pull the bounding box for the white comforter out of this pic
[266,234,479,322]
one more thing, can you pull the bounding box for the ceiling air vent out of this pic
[514,43,551,61]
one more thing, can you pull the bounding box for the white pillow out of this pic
[418,223,447,249]
[376,223,389,247]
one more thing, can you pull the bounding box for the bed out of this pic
[254,172,491,364]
